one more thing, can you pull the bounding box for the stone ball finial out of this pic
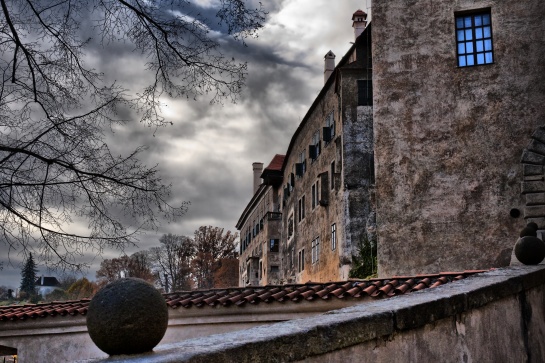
[520,222,538,237]
[515,236,545,265]
[86,278,168,356]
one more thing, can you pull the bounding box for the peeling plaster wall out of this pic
[373,0,545,276]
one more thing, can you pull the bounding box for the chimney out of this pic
[252,162,264,194]
[324,51,336,83]
[352,9,368,39]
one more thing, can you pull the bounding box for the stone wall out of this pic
[373,0,545,276]
[0,299,357,363]
[88,266,545,363]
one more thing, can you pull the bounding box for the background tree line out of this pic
[0,225,238,305]
[96,226,239,291]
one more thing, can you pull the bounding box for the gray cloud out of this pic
[0,0,370,286]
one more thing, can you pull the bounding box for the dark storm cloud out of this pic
[0,0,369,286]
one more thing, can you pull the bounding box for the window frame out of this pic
[296,150,306,177]
[310,130,321,161]
[287,211,294,241]
[270,238,279,252]
[298,195,306,223]
[311,179,320,210]
[331,223,337,251]
[311,236,320,264]
[455,9,494,67]
[331,161,336,190]
[324,111,335,143]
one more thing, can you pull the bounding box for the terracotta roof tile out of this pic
[0,270,488,323]
[263,154,285,172]
[352,9,368,20]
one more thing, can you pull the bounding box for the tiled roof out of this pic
[352,9,368,20]
[164,270,485,308]
[35,276,60,287]
[263,154,285,172]
[0,270,486,323]
[0,299,91,322]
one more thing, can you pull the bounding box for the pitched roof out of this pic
[0,270,486,323]
[352,9,368,20]
[263,154,285,173]
[35,276,60,287]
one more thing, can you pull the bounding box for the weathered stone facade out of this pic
[236,181,283,286]
[373,0,545,276]
[237,17,374,285]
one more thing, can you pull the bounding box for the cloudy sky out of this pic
[0,0,371,288]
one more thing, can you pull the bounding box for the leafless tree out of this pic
[0,1,265,270]
[149,233,195,292]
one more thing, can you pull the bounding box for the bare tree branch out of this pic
[0,0,263,270]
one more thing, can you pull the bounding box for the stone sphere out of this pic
[520,226,538,238]
[86,278,168,355]
[515,236,545,265]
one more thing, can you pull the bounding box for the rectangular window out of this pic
[298,249,305,272]
[311,237,320,263]
[331,223,337,251]
[291,247,294,268]
[296,151,306,177]
[259,260,263,280]
[288,213,294,240]
[270,239,279,252]
[310,130,321,160]
[326,111,335,139]
[315,180,320,207]
[456,10,493,67]
[298,196,305,222]
[310,180,321,209]
[358,80,373,106]
[331,161,335,190]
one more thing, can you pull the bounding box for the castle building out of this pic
[373,0,545,276]
[236,11,374,286]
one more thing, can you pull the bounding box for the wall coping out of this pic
[84,265,545,362]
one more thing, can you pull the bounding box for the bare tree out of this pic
[0,1,265,270]
[192,226,237,289]
[149,233,195,292]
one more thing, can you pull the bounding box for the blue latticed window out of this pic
[456,11,494,67]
